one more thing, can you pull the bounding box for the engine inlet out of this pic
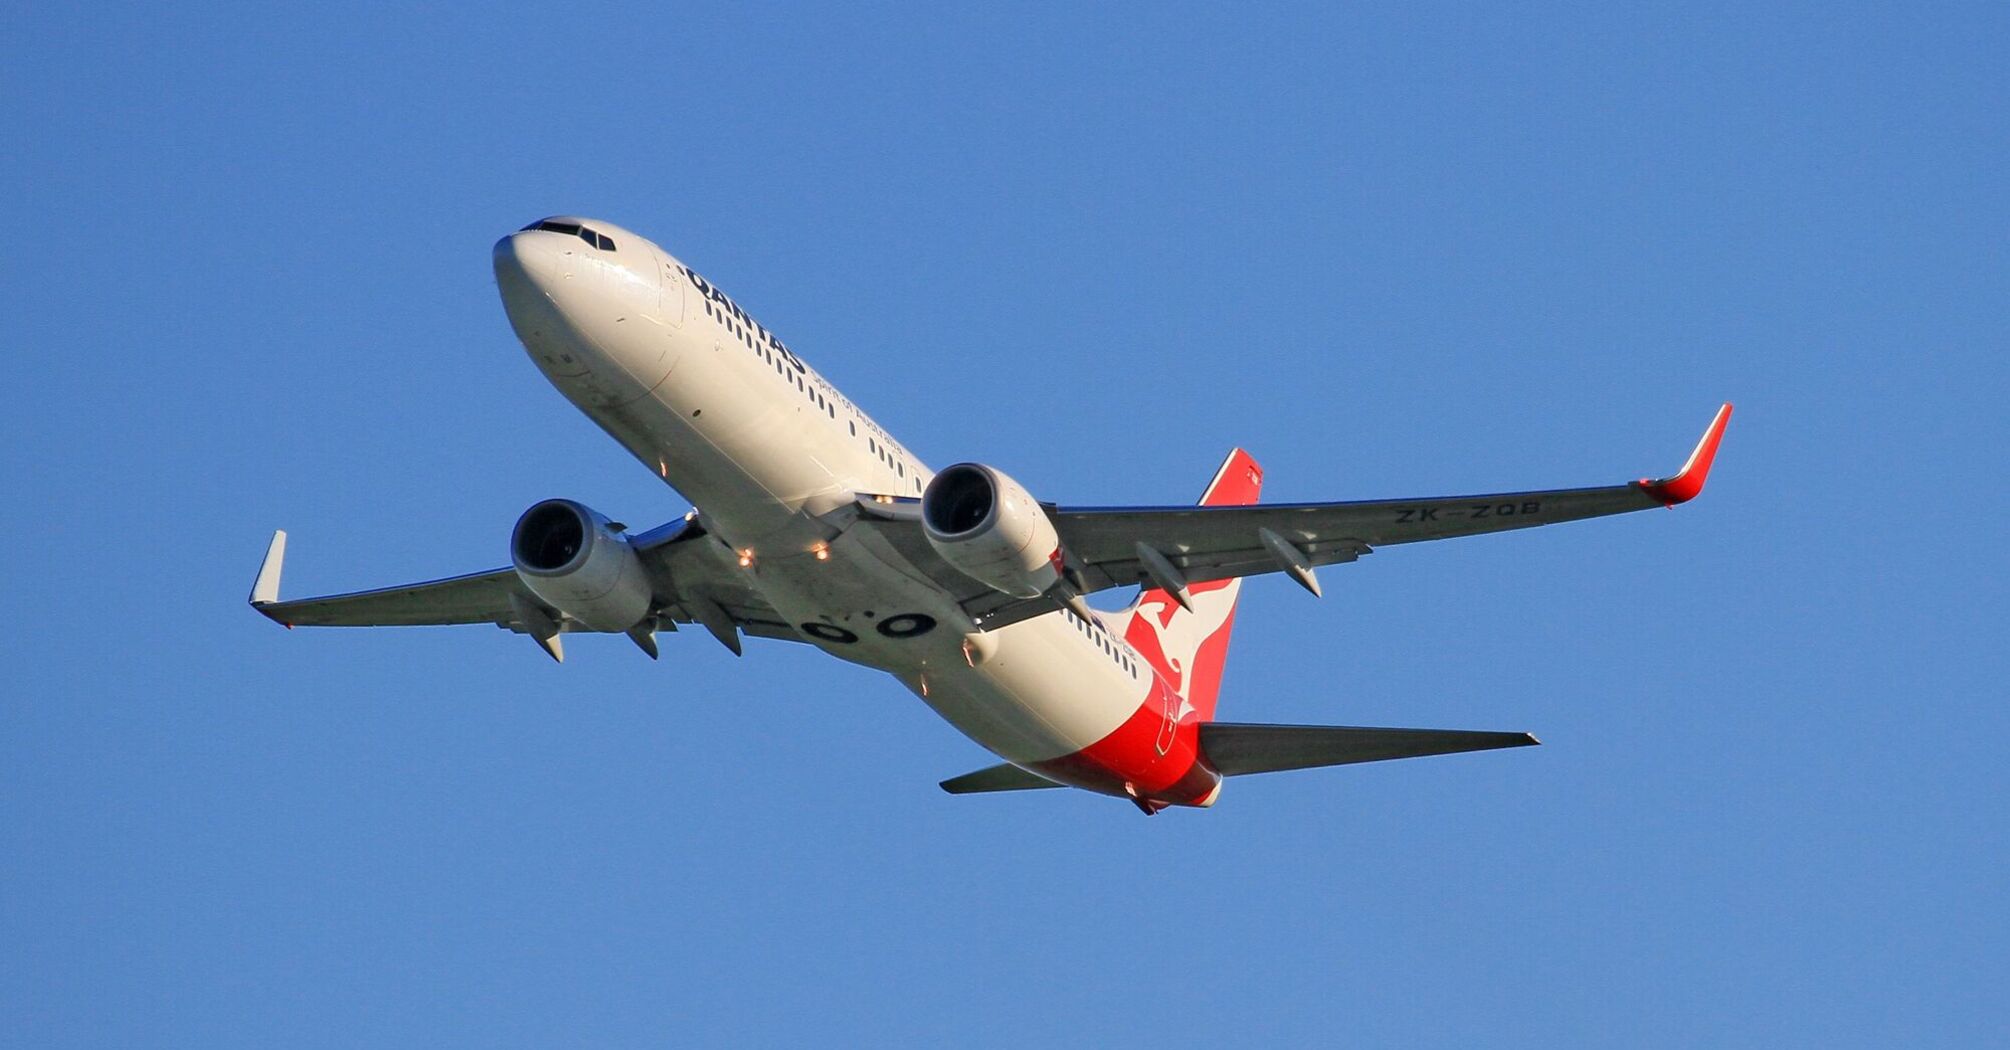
[923,464,996,538]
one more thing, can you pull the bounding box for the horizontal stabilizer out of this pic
[940,763,1066,794]
[1200,722,1538,776]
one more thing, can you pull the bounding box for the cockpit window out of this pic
[519,219,615,251]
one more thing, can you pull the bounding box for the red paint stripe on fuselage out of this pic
[1028,668,1220,806]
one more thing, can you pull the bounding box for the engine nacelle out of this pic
[510,499,653,632]
[920,463,1062,599]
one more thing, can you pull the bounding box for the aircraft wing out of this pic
[853,405,1730,629]
[248,516,803,657]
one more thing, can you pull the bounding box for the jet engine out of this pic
[510,499,653,631]
[920,463,1063,598]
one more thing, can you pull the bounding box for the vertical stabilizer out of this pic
[1122,449,1263,723]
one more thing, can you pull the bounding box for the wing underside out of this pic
[858,404,1731,629]
[248,517,801,652]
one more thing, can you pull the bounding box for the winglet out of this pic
[250,531,288,622]
[1637,403,1733,507]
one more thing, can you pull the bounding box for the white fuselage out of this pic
[493,219,1157,774]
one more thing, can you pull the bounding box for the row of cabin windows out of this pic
[702,297,927,495]
[707,300,837,418]
[1063,607,1139,677]
[867,436,919,487]
[520,219,616,252]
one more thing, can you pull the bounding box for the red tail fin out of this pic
[1122,449,1262,723]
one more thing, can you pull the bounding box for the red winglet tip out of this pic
[1640,403,1732,507]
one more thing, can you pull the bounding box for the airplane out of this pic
[248,216,1732,814]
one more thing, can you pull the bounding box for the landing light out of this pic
[738,550,754,568]
[813,545,830,561]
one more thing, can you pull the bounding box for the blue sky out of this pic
[4,2,2006,1046]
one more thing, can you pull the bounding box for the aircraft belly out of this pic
[742,536,1143,763]
[919,635,1147,764]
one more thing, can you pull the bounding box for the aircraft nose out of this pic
[493,231,558,297]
